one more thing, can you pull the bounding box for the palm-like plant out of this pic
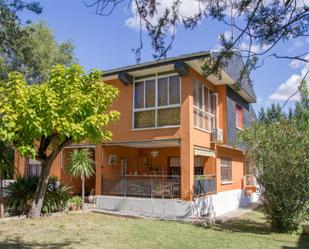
[66,149,95,210]
[0,141,14,218]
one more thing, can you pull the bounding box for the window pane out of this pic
[157,107,180,126]
[158,78,168,106]
[204,87,209,112]
[198,82,203,108]
[145,80,155,107]
[193,81,199,107]
[169,75,180,104]
[221,158,232,182]
[134,111,155,128]
[134,82,144,108]
[209,92,214,114]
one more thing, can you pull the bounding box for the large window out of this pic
[220,158,232,182]
[193,79,217,132]
[133,74,180,129]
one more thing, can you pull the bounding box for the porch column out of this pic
[95,144,102,195]
[180,72,194,200]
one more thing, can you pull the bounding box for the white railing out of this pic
[193,107,214,132]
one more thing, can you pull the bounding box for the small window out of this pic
[169,157,180,176]
[194,156,204,175]
[194,167,204,176]
[236,104,243,129]
[221,158,232,182]
[27,158,42,177]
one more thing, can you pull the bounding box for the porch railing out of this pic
[194,175,216,196]
[102,175,181,199]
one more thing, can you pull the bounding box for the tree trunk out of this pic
[28,160,53,218]
[0,177,4,218]
[81,174,85,210]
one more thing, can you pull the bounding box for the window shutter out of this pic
[236,104,243,129]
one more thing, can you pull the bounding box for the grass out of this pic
[0,208,308,249]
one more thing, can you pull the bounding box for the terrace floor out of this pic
[0,208,308,249]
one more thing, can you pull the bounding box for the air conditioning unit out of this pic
[211,128,223,142]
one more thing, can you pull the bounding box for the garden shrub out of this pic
[6,176,70,215]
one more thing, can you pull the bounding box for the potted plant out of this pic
[68,196,82,211]
[87,189,95,203]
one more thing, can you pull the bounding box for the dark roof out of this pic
[103,51,210,76]
[103,50,256,102]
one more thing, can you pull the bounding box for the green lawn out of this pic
[0,208,308,249]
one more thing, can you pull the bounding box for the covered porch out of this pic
[95,140,217,200]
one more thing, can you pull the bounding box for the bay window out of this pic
[193,79,217,132]
[133,74,180,129]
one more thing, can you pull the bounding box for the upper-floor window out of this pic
[236,104,243,129]
[193,79,217,132]
[133,74,181,129]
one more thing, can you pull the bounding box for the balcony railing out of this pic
[194,175,216,196]
[102,175,181,199]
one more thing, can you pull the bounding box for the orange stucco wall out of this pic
[15,64,247,200]
[216,146,245,192]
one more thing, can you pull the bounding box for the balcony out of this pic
[194,175,216,196]
[102,175,181,199]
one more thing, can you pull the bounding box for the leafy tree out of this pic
[85,0,309,84]
[240,82,309,232]
[66,149,95,210]
[0,64,120,218]
[1,21,75,83]
[0,141,14,218]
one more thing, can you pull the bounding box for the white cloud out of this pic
[290,59,303,69]
[239,42,270,54]
[269,55,309,101]
[125,0,206,30]
[306,37,309,44]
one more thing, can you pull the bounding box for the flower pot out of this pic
[88,195,94,203]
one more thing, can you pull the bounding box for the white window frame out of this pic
[132,73,181,130]
[193,79,216,133]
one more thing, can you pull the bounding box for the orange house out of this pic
[15,51,257,218]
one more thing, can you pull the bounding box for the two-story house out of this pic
[15,51,257,218]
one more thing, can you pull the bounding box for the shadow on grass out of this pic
[211,207,270,235]
[213,217,271,235]
[281,233,309,249]
[0,236,72,249]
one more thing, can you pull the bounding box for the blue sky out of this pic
[20,0,309,112]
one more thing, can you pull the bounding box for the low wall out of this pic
[95,189,258,219]
[94,196,192,219]
[192,189,259,217]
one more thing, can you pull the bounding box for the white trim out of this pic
[131,125,181,131]
[193,79,217,133]
[221,181,234,185]
[132,73,181,129]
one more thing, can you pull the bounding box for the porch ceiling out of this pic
[102,139,181,148]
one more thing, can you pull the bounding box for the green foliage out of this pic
[67,196,82,209]
[1,21,75,83]
[42,177,70,214]
[0,141,14,179]
[0,64,120,158]
[6,176,70,215]
[6,176,37,215]
[240,86,309,232]
[66,149,95,179]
